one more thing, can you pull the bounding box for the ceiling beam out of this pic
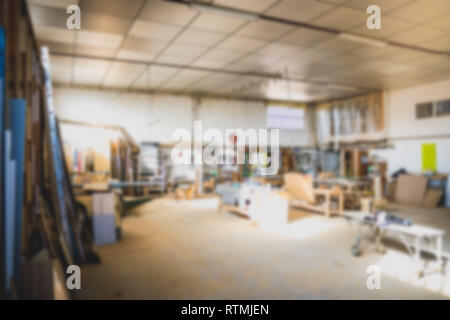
[51,51,377,92]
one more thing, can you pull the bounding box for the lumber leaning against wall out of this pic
[9,98,26,294]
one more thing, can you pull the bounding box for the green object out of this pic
[422,143,437,172]
[123,196,152,211]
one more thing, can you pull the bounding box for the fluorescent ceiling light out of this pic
[189,2,259,20]
[339,32,388,48]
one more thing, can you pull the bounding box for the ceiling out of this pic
[28,0,450,102]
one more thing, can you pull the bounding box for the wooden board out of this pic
[395,174,428,206]
[23,250,53,300]
[423,189,443,208]
[23,250,70,300]
[284,173,315,204]
[221,204,250,219]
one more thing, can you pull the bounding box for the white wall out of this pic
[196,98,315,147]
[374,78,450,176]
[54,87,193,144]
[53,87,315,147]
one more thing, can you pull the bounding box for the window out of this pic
[416,102,433,119]
[267,105,304,130]
[435,99,450,117]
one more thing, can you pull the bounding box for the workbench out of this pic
[345,211,447,276]
[316,178,371,209]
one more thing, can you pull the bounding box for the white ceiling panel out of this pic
[116,49,155,62]
[266,0,335,23]
[156,54,196,66]
[213,0,279,13]
[427,14,450,32]
[28,4,67,28]
[224,62,263,73]
[129,20,181,41]
[310,6,364,30]
[49,55,73,84]
[163,43,209,59]
[319,0,348,4]
[217,36,267,53]
[343,0,414,12]
[377,48,428,64]
[311,37,362,53]
[423,35,450,52]
[351,45,397,59]
[72,57,110,85]
[388,0,450,23]
[190,12,247,33]
[185,72,238,91]
[76,44,117,58]
[257,43,300,58]
[350,16,413,39]
[34,25,76,45]
[132,65,181,89]
[121,36,167,54]
[149,65,181,80]
[82,12,132,35]
[40,41,75,55]
[82,0,144,19]
[388,26,445,46]
[159,69,211,90]
[103,61,146,87]
[236,20,295,41]
[233,53,280,70]
[131,67,153,89]
[28,0,450,102]
[176,28,226,47]
[190,58,230,69]
[290,47,337,63]
[77,30,124,49]
[139,0,198,26]
[279,28,334,48]
[198,48,245,65]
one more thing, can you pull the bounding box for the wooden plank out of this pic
[221,204,250,219]
[38,196,57,257]
[423,189,443,208]
[23,249,53,300]
[40,47,76,262]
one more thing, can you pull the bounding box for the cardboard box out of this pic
[395,175,427,206]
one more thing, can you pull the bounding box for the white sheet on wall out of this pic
[267,106,304,130]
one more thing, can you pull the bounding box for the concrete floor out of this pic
[76,198,450,299]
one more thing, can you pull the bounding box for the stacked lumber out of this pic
[394,174,446,207]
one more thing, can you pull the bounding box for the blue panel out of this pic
[4,132,15,293]
[93,214,116,246]
[0,27,6,293]
[9,99,26,291]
